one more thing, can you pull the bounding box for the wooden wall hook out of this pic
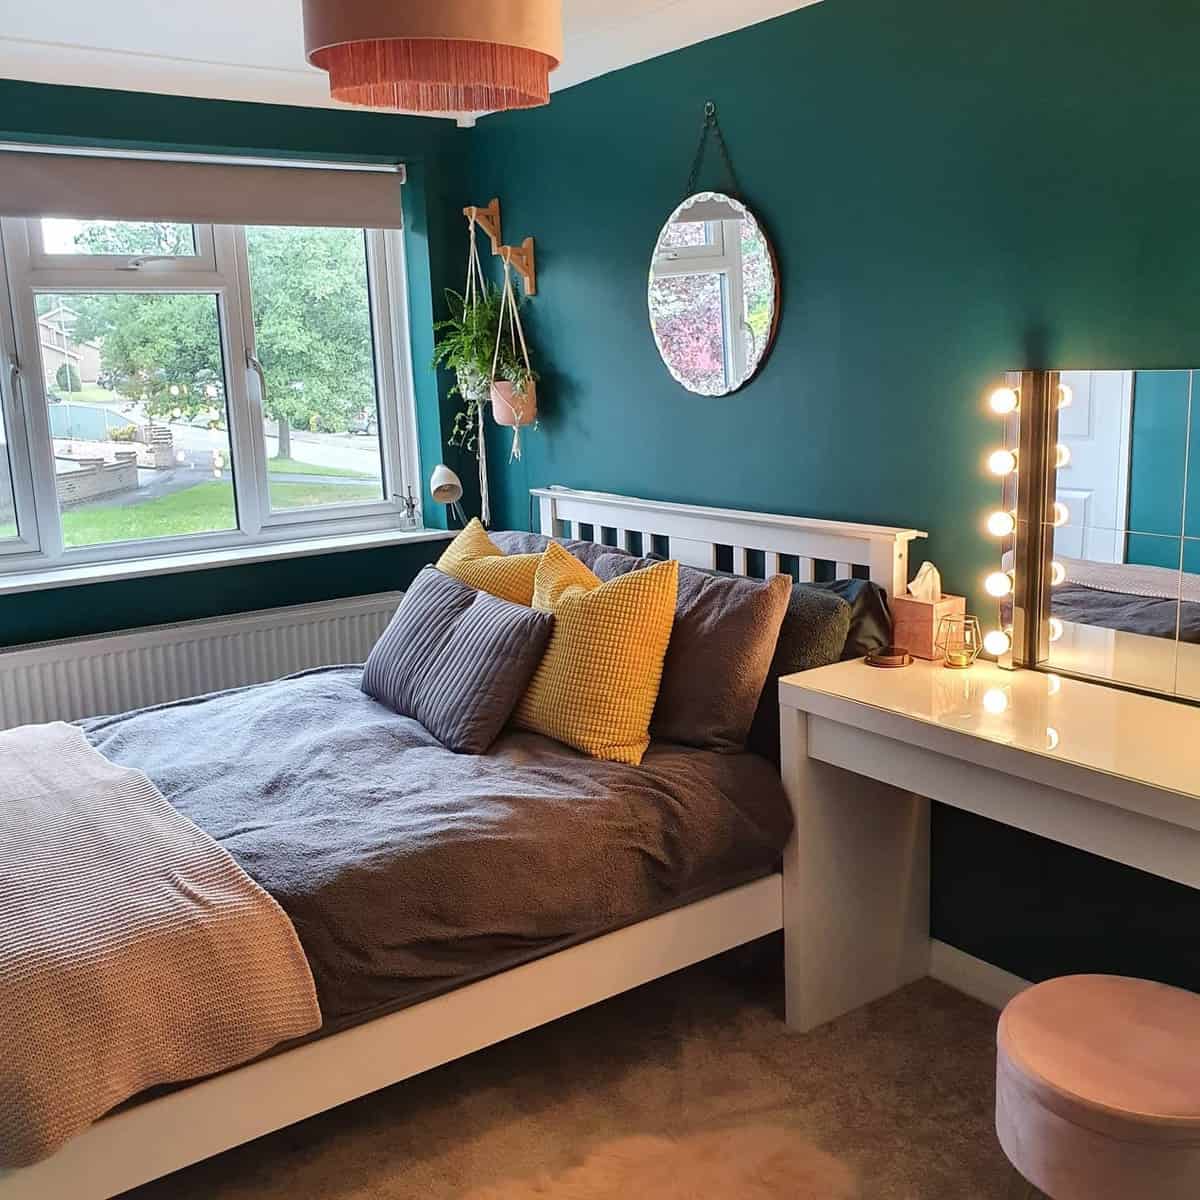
[463,197,502,254]
[501,237,537,296]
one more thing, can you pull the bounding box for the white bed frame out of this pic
[0,487,925,1200]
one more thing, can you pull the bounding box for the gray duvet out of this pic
[83,668,791,1027]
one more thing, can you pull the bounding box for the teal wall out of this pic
[0,79,469,646]
[469,0,1200,617]
[1126,371,1200,572]
[468,0,1200,991]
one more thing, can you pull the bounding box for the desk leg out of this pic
[781,706,931,1031]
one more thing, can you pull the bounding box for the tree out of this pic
[57,222,377,457]
[55,363,81,393]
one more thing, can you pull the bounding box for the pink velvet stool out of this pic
[996,975,1200,1199]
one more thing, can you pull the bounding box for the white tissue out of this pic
[908,561,943,603]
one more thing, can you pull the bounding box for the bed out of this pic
[0,486,925,1200]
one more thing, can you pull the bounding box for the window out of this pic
[0,207,418,575]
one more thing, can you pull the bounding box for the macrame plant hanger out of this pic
[491,249,536,462]
[464,212,491,526]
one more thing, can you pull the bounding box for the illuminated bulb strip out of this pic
[1055,443,1072,469]
[988,449,1017,477]
[989,386,1019,415]
[1050,560,1066,586]
[1051,501,1070,527]
[985,570,1013,598]
[1048,616,1064,642]
[983,629,1011,656]
[987,510,1016,538]
[1057,382,1073,410]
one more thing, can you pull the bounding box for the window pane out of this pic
[40,219,197,257]
[0,410,17,540]
[648,271,729,395]
[244,226,385,511]
[35,292,235,548]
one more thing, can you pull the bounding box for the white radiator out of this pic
[0,591,403,730]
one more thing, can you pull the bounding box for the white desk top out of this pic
[780,657,1200,802]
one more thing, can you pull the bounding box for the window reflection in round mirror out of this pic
[647,191,779,396]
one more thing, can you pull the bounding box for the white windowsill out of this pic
[0,527,455,597]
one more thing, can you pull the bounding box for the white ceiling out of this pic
[0,0,823,122]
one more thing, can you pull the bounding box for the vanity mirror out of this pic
[647,191,778,396]
[991,369,1200,702]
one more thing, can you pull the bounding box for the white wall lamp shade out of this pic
[302,0,563,114]
[430,464,467,525]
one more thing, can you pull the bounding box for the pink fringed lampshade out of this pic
[302,0,562,114]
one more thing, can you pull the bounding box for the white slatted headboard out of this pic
[532,487,926,597]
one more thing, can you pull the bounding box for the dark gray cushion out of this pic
[362,566,553,754]
[594,554,792,753]
[490,529,632,572]
[801,578,892,659]
[747,585,852,764]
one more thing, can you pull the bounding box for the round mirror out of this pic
[647,191,779,396]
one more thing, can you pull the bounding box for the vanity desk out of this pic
[779,658,1200,1031]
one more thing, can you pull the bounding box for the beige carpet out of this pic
[125,940,1022,1199]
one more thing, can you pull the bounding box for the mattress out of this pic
[83,667,793,1029]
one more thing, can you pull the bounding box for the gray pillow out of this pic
[362,566,553,754]
[595,553,791,753]
[747,584,852,764]
[490,529,632,572]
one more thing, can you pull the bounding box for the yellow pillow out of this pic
[436,518,540,607]
[515,543,679,765]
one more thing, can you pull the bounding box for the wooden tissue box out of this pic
[890,593,967,661]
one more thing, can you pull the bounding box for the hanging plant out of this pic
[432,283,504,455]
[489,250,540,462]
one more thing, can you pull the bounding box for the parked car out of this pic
[349,408,378,436]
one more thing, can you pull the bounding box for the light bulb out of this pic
[1051,501,1070,527]
[983,629,1012,656]
[1055,444,1072,469]
[988,449,1017,477]
[985,570,1014,598]
[169,384,180,397]
[1050,560,1066,586]
[989,386,1019,415]
[1057,382,1073,410]
[1046,726,1060,751]
[1048,617,1064,642]
[1046,673,1062,696]
[983,688,1009,715]
[986,510,1016,538]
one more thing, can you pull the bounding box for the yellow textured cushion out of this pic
[515,542,679,765]
[436,518,540,606]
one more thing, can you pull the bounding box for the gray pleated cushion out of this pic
[362,567,554,754]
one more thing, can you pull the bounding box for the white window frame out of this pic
[651,218,749,386]
[28,220,218,274]
[0,214,421,576]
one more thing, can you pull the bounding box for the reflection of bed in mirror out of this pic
[1040,368,1200,699]
[1051,558,1200,642]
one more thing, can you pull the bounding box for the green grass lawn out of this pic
[61,479,379,547]
[266,456,375,480]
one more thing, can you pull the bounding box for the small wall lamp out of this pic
[430,464,467,526]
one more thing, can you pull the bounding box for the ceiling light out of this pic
[303,0,563,114]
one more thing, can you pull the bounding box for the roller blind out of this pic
[0,147,406,229]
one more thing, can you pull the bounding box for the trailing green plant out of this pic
[432,285,539,455]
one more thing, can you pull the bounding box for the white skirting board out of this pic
[0,591,403,730]
[929,940,1031,1010]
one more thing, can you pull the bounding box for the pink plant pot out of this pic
[490,380,537,428]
